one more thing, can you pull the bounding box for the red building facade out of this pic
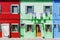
[0,0,20,38]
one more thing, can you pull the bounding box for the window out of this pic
[0,25,2,32]
[36,25,41,32]
[20,24,24,28]
[45,24,52,32]
[58,24,60,32]
[44,6,51,13]
[11,24,19,32]
[21,24,24,26]
[11,5,19,14]
[26,6,34,13]
[26,25,33,32]
[54,24,57,28]
[0,5,1,13]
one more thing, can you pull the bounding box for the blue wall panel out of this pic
[53,2,60,38]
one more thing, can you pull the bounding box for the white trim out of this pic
[44,23,52,24]
[26,6,34,14]
[1,23,9,26]
[44,23,52,33]
[44,23,52,28]
[20,23,25,27]
[11,23,19,25]
[10,4,19,14]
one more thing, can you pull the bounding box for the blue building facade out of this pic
[53,0,60,38]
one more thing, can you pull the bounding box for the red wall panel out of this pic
[0,19,20,23]
[0,14,20,20]
[0,2,20,19]
[10,32,20,38]
[0,2,20,38]
[0,32,2,37]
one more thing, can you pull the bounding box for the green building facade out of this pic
[20,0,53,38]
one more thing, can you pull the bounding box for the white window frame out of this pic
[44,6,51,14]
[11,4,19,14]
[26,6,34,14]
[26,24,33,32]
[20,23,25,27]
[44,23,52,32]
[11,23,19,32]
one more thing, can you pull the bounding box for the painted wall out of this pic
[0,2,20,23]
[43,20,53,38]
[20,2,52,19]
[20,20,36,38]
[53,2,60,38]
[0,2,20,38]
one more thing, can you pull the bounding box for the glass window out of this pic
[54,24,57,28]
[20,24,24,28]
[58,24,60,32]
[11,5,19,14]
[26,6,34,13]
[36,25,41,32]
[45,24,52,32]
[21,24,24,26]
[11,24,19,32]
[26,25,32,32]
[44,6,51,13]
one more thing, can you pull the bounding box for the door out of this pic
[36,24,41,37]
[10,24,20,38]
[1,24,9,38]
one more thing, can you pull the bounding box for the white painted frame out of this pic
[11,23,19,32]
[44,23,52,32]
[10,4,19,14]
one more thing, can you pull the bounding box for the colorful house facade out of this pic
[0,0,20,38]
[1,0,60,38]
[20,0,53,38]
[53,0,60,38]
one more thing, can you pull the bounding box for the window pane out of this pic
[54,24,57,28]
[11,5,19,13]
[21,24,24,26]
[44,6,51,13]
[26,25,32,32]
[45,24,52,32]
[27,6,34,13]
[20,24,24,28]
[11,25,19,32]
[12,6,18,13]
